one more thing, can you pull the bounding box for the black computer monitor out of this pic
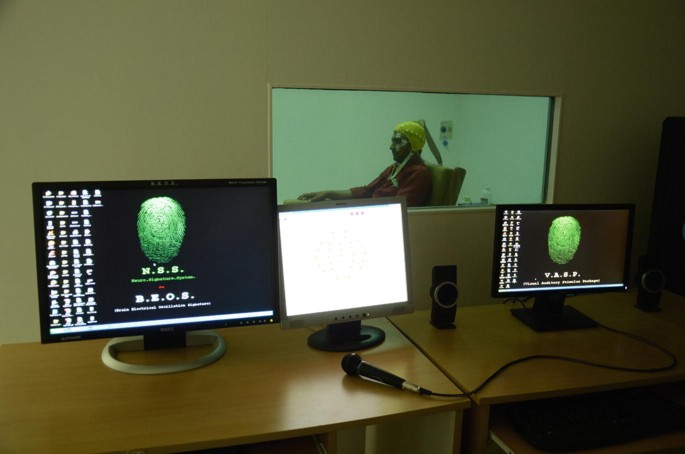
[32,178,280,374]
[277,197,414,351]
[491,204,635,331]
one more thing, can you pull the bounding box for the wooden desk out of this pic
[0,318,469,454]
[390,291,685,453]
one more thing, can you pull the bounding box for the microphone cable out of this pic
[385,321,678,399]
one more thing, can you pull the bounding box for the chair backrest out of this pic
[425,163,466,207]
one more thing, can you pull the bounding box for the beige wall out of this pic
[2,0,684,344]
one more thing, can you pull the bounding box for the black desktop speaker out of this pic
[648,117,685,297]
[634,254,666,312]
[430,265,458,329]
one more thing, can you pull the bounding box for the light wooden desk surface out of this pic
[0,318,469,454]
[390,291,685,453]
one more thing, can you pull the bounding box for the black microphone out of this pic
[341,353,423,393]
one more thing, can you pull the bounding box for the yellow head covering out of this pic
[393,121,426,152]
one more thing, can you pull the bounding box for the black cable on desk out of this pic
[415,313,678,399]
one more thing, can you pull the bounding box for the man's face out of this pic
[390,132,412,163]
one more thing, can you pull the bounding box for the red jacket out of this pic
[350,154,431,207]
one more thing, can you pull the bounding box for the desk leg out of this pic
[461,404,490,454]
[319,431,337,454]
[452,409,464,454]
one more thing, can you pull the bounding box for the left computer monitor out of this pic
[32,178,280,374]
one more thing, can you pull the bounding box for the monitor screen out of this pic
[278,197,414,351]
[32,178,280,373]
[491,203,634,331]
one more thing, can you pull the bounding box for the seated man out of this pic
[297,121,432,207]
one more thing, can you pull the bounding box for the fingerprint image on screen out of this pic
[548,215,581,265]
[137,196,186,264]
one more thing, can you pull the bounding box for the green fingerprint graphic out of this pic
[137,197,186,263]
[548,216,581,265]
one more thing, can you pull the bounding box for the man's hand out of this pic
[297,189,353,202]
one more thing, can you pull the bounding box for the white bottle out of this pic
[480,187,493,205]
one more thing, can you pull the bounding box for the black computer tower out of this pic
[648,117,685,296]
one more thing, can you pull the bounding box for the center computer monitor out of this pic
[491,203,635,332]
[278,197,414,352]
[32,178,280,374]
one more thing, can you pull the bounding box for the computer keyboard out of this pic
[506,388,685,452]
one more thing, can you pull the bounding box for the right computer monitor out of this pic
[491,204,635,332]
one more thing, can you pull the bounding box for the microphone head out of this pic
[341,353,363,376]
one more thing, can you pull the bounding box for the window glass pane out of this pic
[272,88,554,209]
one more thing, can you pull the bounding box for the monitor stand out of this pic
[101,330,226,374]
[308,320,385,352]
[511,293,598,332]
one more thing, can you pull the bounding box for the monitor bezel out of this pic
[277,196,415,332]
[490,203,636,300]
[32,178,281,345]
